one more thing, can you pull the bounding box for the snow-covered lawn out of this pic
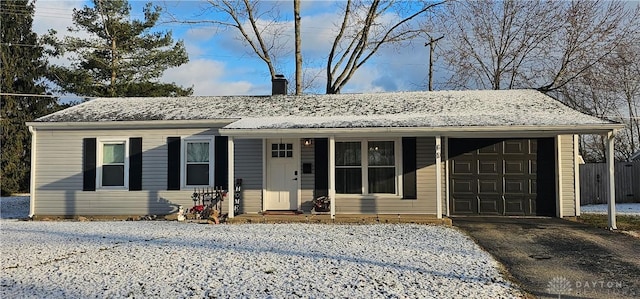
[0,196,522,298]
[581,203,640,216]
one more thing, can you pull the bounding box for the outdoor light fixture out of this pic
[303,138,313,146]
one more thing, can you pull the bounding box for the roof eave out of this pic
[220,124,624,138]
[26,119,238,130]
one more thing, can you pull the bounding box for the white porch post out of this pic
[227,137,235,219]
[574,135,581,217]
[606,131,616,230]
[329,136,336,220]
[435,136,443,219]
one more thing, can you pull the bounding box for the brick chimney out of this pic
[272,74,288,95]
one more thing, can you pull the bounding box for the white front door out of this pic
[265,139,299,210]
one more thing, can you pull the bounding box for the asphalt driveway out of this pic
[453,217,640,299]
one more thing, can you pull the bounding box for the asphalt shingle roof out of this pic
[35,89,615,129]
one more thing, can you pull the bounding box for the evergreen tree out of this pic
[1,0,61,195]
[47,0,192,97]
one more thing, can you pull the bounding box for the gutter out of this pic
[219,124,625,138]
[25,119,238,130]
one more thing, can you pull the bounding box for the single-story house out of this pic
[26,80,624,225]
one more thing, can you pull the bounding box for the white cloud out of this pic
[161,59,261,96]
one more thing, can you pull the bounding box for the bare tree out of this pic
[436,0,640,160]
[437,0,639,92]
[326,0,444,94]
[437,0,564,90]
[562,40,640,161]
[167,0,289,81]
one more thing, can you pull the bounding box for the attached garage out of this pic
[449,138,556,216]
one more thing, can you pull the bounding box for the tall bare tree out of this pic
[436,0,640,160]
[169,0,289,82]
[326,0,444,94]
[437,0,639,92]
[169,0,443,94]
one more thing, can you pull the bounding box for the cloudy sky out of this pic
[32,0,447,96]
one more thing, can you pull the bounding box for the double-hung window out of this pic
[336,140,398,195]
[183,138,214,187]
[98,139,128,189]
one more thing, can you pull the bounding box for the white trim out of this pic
[444,137,450,217]
[329,137,336,219]
[261,139,267,213]
[96,138,129,190]
[555,136,563,218]
[28,126,37,218]
[435,136,443,219]
[219,124,624,138]
[574,135,581,217]
[606,131,617,229]
[180,136,215,189]
[227,137,235,218]
[27,119,235,130]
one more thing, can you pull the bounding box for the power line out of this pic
[0,93,88,99]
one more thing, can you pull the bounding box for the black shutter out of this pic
[214,136,228,188]
[129,137,143,191]
[402,137,417,199]
[314,138,329,197]
[167,137,181,190]
[83,138,97,191]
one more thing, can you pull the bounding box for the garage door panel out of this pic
[478,144,499,154]
[452,160,473,175]
[478,160,498,173]
[530,160,537,174]
[529,140,538,154]
[451,196,476,214]
[504,160,525,174]
[452,178,474,193]
[529,179,537,194]
[505,196,526,215]
[478,179,499,193]
[504,140,525,154]
[504,179,525,194]
[479,197,501,214]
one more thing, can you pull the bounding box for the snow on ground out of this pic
[581,203,640,216]
[0,197,522,299]
[0,195,29,219]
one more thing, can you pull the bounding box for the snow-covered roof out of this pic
[34,89,617,129]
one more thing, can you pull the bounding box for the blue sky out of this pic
[33,0,447,96]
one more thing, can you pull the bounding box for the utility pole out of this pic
[425,35,444,91]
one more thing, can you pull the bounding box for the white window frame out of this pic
[96,138,129,190]
[335,138,402,197]
[181,136,215,189]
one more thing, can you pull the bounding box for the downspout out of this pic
[28,126,37,218]
[606,131,617,230]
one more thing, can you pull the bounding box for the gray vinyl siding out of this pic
[33,127,225,216]
[233,139,263,214]
[335,137,438,214]
[560,135,577,217]
[300,141,315,212]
